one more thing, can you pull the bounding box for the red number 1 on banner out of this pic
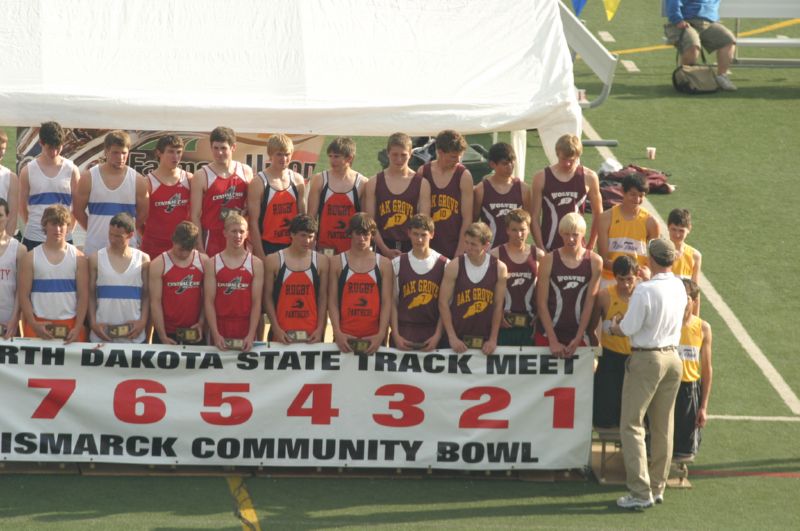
[28,379,76,419]
[544,387,575,429]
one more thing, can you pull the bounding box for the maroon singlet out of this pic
[540,166,587,251]
[479,178,523,247]
[450,254,498,340]
[396,252,448,343]
[497,245,537,319]
[374,171,422,252]
[422,162,466,259]
[540,249,592,344]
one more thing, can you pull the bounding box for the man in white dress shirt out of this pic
[609,237,687,509]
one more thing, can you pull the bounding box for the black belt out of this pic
[631,346,677,352]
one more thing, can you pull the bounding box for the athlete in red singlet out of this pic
[364,133,431,257]
[204,213,263,351]
[328,213,393,354]
[306,137,367,255]
[439,222,508,355]
[264,215,328,344]
[149,221,207,344]
[247,134,306,259]
[531,134,603,252]
[474,143,531,248]
[190,126,253,257]
[420,130,473,259]
[536,213,602,358]
[141,135,192,259]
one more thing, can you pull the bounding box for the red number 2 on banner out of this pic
[286,384,340,425]
[28,379,77,419]
[458,386,511,429]
[200,383,253,425]
[113,379,167,424]
[373,384,425,427]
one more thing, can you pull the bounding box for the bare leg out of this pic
[716,43,735,75]
[681,45,700,66]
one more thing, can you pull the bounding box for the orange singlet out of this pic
[273,250,320,335]
[258,171,299,247]
[337,252,381,338]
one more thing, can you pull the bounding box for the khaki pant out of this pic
[620,349,682,499]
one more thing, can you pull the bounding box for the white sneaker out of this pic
[716,74,737,91]
[617,494,654,510]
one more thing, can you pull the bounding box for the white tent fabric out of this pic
[0,0,580,161]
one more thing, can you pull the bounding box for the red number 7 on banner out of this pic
[28,379,77,419]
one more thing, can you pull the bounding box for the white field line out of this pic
[620,60,640,73]
[598,31,616,43]
[582,117,800,416]
[709,415,800,422]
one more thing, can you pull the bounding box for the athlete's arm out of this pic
[367,255,394,354]
[472,181,484,222]
[454,170,474,256]
[483,259,508,356]
[203,256,225,350]
[190,168,206,251]
[520,181,533,224]
[148,255,173,344]
[134,173,149,240]
[529,170,546,250]
[697,320,713,428]
[18,165,29,226]
[2,243,26,338]
[87,253,111,341]
[72,170,92,230]
[310,252,329,344]
[588,288,609,347]
[585,168,603,250]
[417,177,431,217]
[327,255,351,353]
[306,173,323,222]
[244,256,264,352]
[262,253,286,343]
[596,209,613,272]
[293,171,307,215]
[535,252,565,357]
[128,255,149,340]
[5,170,18,235]
[247,177,266,260]
[438,259,466,353]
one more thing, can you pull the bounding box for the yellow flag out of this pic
[603,0,621,21]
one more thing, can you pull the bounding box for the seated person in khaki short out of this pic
[663,0,737,90]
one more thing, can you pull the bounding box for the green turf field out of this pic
[1,1,799,528]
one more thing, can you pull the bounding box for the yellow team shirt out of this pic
[603,205,651,280]
[678,315,703,382]
[672,242,698,279]
[601,285,631,354]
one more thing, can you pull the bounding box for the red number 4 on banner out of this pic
[287,383,340,425]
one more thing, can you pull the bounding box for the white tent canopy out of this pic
[1,0,581,161]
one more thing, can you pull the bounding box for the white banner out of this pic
[0,341,593,470]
